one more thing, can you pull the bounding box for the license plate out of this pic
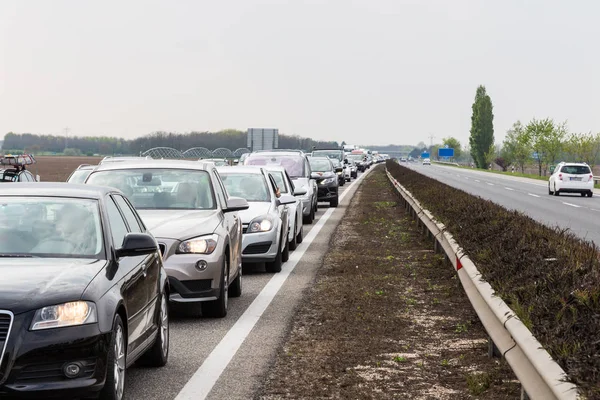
[570,177,582,181]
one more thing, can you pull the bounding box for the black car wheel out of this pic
[330,196,339,208]
[548,184,553,195]
[101,315,126,400]
[202,259,229,318]
[303,202,315,224]
[229,267,242,297]
[138,291,169,367]
[554,184,560,196]
[296,226,304,244]
[266,239,283,273]
[289,225,298,250]
[282,234,290,262]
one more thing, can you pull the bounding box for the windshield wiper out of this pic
[0,254,37,258]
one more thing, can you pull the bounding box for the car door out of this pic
[213,170,242,277]
[267,173,288,249]
[113,194,161,336]
[105,195,150,356]
[284,170,302,236]
[305,158,317,207]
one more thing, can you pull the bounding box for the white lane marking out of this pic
[465,177,469,180]
[175,172,368,400]
[474,179,480,183]
[505,187,514,191]
[528,193,540,198]
[486,182,494,186]
[563,202,581,208]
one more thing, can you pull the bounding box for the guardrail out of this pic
[431,160,460,166]
[385,169,579,400]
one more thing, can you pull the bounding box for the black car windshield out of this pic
[67,169,93,184]
[312,150,342,161]
[245,155,305,178]
[87,169,216,210]
[0,197,104,259]
[267,171,289,193]
[220,172,271,202]
[308,158,332,172]
[560,165,591,174]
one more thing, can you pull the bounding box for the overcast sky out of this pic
[1,0,598,147]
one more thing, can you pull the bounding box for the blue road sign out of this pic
[438,148,454,158]
[421,152,430,158]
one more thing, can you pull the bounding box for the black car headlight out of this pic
[247,215,275,233]
[31,301,98,330]
[320,177,337,185]
[178,234,218,254]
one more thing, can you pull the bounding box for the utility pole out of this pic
[428,134,435,148]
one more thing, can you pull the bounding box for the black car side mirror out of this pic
[116,233,158,258]
[335,167,343,173]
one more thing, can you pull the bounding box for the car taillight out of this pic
[559,174,563,181]
[590,174,594,180]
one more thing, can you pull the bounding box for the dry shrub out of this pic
[386,160,600,398]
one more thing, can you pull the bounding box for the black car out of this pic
[0,183,169,399]
[307,156,340,207]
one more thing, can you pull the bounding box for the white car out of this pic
[422,158,431,165]
[549,162,594,197]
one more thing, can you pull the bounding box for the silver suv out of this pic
[85,160,248,318]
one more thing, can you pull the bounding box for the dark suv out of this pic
[308,156,340,207]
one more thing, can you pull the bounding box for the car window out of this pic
[308,158,333,172]
[0,197,104,258]
[87,168,216,210]
[113,195,143,233]
[219,172,271,202]
[268,173,280,195]
[269,171,289,193]
[213,172,229,208]
[245,155,306,178]
[284,170,295,192]
[68,169,92,183]
[106,196,129,248]
[560,165,591,174]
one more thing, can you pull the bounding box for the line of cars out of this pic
[0,148,363,399]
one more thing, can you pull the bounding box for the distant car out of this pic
[422,158,431,165]
[347,154,366,172]
[549,162,594,197]
[86,160,248,318]
[307,156,340,207]
[244,152,319,224]
[0,183,169,399]
[218,166,296,272]
[330,158,347,186]
[400,157,407,163]
[265,165,305,250]
[0,154,39,182]
[66,164,97,183]
[100,156,153,165]
[346,158,358,179]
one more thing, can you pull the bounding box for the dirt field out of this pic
[258,166,519,399]
[28,156,102,182]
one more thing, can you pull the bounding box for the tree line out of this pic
[2,130,340,156]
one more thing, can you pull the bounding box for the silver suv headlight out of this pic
[247,215,275,233]
[178,234,218,254]
[31,301,98,330]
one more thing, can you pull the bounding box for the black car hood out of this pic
[0,258,107,315]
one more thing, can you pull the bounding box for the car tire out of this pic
[289,227,298,250]
[589,191,594,198]
[339,179,345,187]
[548,184,553,195]
[201,259,228,318]
[296,226,304,244]
[100,314,127,400]
[282,235,290,262]
[303,203,315,224]
[137,291,169,367]
[553,184,560,196]
[581,192,586,197]
[265,243,283,273]
[330,196,339,207]
[229,267,242,298]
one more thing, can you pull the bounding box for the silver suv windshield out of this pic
[0,197,104,259]
[87,169,216,210]
[219,172,271,202]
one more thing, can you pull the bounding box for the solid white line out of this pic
[504,187,514,191]
[474,179,480,183]
[175,171,368,400]
[563,202,581,208]
[486,182,494,186]
[528,193,540,198]
[464,177,469,180]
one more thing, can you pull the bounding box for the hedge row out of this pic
[386,160,600,398]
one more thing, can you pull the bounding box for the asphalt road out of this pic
[124,168,372,400]
[402,162,600,244]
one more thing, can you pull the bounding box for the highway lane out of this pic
[402,162,600,244]
[124,168,371,400]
